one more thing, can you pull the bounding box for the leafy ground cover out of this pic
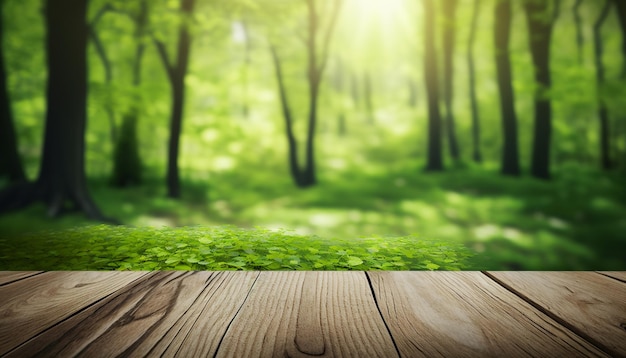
[0,225,473,271]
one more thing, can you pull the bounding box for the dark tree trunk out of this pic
[423,0,443,171]
[270,45,303,186]
[526,0,555,180]
[494,0,520,176]
[0,0,112,221]
[89,5,116,143]
[593,0,613,170]
[155,0,194,198]
[110,1,147,187]
[468,0,482,163]
[573,0,584,65]
[0,1,26,183]
[441,0,460,161]
[270,0,341,188]
[614,0,626,78]
[614,0,626,170]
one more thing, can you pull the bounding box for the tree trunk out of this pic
[89,5,116,143]
[351,72,359,108]
[0,0,112,221]
[270,0,341,188]
[269,45,303,186]
[110,0,146,187]
[363,71,374,125]
[441,0,460,161]
[593,0,613,170]
[494,0,520,176]
[614,0,626,79]
[526,0,555,180]
[468,0,482,163]
[573,0,584,65]
[0,1,26,183]
[423,0,443,171]
[614,0,626,170]
[155,0,195,198]
[408,78,417,108]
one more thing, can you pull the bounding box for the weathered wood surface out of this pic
[487,271,626,357]
[369,271,608,357]
[0,271,42,285]
[0,271,624,357]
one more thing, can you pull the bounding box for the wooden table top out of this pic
[1,271,624,357]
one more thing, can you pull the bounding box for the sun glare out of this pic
[338,0,413,67]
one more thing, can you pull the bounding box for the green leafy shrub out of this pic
[0,225,473,271]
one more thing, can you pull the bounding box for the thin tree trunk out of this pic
[423,0,443,171]
[351,72,359,108]
[363,71,374,125]
[0,0,26,183]
[441,0,460,161]
[89,5,116,143]
[593,0,613,170]
[241,20,251,118]
[408,78,417,108]
[614,0,626,79]
[614,0,626,170]
[270,45,303,185]
[155,0,195,198]
[495,0,520,176]
[468,0,482,163]
[526,0,555,180]
[573,0,584,65]
[111,1,146,187]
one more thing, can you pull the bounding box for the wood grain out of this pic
[598,271,626,283]
[5,271,259,358]
[487,271,626,357]
[369,271,608,358]
[0,271,147,355]
[215,271,399,358]
[0,271,43,285]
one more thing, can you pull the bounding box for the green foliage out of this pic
[0,225,472,271]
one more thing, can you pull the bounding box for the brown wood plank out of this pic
[487,271,626,357]
[215,271,399,358]
[369,271,608,357]
[0,271,147,355]
[0,271,43,285]
[597,271,626,283]
[5,271,259,357]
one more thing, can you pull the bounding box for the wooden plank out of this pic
[0,271,43,285]
[597,271,626,283]
[5,271,259,358]
[487,271,626,357]
[0,271,147,355]
[215,271,399,357]
[369,271,608,357]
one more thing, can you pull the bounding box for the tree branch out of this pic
[152,36,175,82]
[317,0,342,78]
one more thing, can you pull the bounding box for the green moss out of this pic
[0,225,472,271]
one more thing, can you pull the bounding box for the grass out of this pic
[0,225,471,271]
[0,162,624,270]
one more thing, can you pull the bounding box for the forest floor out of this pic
[0,163,624,270]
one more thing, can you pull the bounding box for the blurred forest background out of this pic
[0,0,625,270]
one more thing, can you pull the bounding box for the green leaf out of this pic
[346,256,363,266]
